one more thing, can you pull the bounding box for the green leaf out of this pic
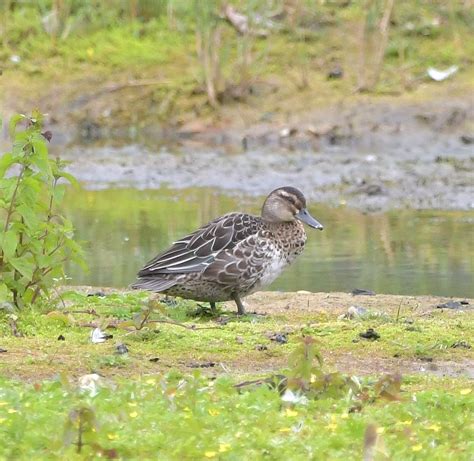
[57,171,80,188]
[22,287,35,304]
[16,204,40,230]
[31,137,52,176]
[0,152,14,178]
[0,283,10,303]
[9,114,26,138]
[1,230,18,259]
[9,256,35,279]
[53,183,66,204]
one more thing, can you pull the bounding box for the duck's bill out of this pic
[296,208,324,230]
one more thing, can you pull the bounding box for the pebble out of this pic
[359,328,380,340]
[115,343,129,355]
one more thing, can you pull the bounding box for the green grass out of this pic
[2,1,473,125]
[1,290,473,381]
[0,289,473,458]
[0,369,472,459]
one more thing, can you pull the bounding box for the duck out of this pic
[131,186,323,314]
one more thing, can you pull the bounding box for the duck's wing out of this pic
[137,213,262,276]
[202,229,273,289]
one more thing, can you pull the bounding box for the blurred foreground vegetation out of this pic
[1,371,472,459]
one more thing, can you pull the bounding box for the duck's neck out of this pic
[264,219,305,234]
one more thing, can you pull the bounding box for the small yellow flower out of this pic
[107,434,119,440]
[412,444,423,452]
[428,424,441,432]
[0,402,7,406]
[129,411,138,418]
[146,378,156,385]
[460,388,471,395]
[24,402,30,408]
[208,408,220,416]
[128,402,137,407]
[326,423,338,431]
[341,413,349,419]
[279,427,291,433]
[399,420,412,426]
[7,409,17,414]
[204,451,216,458]
[219,443,231,453]
[86,48,94,58]
[285,409,298,417]
[376,427,385,434]
[0,418,6,424]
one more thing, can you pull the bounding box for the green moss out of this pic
[1,289,472,381]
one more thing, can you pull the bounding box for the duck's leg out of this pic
[232,293,246,315]
[210,302,216,311]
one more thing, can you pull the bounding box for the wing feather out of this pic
[137,213,262,277]
[202,230,274,290]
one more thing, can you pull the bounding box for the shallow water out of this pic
[64,188,474,298]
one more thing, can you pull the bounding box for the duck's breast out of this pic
[257,247,289,288]
[256,222,307,289]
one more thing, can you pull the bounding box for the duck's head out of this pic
[261,186,324,230]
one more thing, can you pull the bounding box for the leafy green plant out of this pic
[63,406,98,454]
[0,112,86,309]
[287,336,353,399]
[286,336,403,405]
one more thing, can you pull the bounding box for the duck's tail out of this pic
[130,277,176,292]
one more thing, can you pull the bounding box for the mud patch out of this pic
[53,97,474,212]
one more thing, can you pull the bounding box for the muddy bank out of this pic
[56,96,474,212]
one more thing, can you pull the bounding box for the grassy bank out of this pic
[0,289,472,459]
[2,1,473,133]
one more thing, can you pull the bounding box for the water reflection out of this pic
[64,188,474,297]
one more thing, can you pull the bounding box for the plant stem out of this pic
[3,165,25,233]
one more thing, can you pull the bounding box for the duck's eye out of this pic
[285,196,297,206]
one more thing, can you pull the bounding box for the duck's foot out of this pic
[232,293,246,316]
[161,295,178,307]
[246,311,267,316]
[193,302,219,317]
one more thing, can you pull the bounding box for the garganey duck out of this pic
[132,186,323,314]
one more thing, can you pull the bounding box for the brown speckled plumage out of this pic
[132,186,323,314]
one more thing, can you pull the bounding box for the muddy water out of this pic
[63,188,474,298]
